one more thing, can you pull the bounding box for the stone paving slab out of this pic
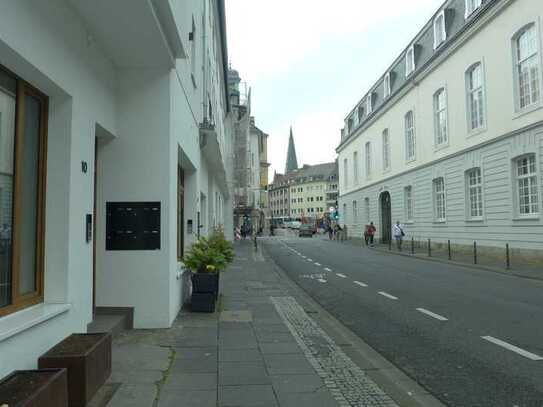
[163,372,217,390]
[219,361,271,386]
[219,384,278,407]
[158,389,217,407]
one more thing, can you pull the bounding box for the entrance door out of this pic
[380,192,391,243]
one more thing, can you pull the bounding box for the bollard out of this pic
[473,241,477,264]
[428,238,431,257]
[448,240,452,260]
[411,237,415,255]
[506,243,510,270]
[388,238,392,251]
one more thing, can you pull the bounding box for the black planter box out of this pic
[191,292,216,313]
[0,368,68,407]
[192,272,219,298]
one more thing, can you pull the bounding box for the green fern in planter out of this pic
[208,228,234,264]
[183,237,227,273]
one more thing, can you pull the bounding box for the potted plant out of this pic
[183,229,234,312]
[0,368,68,407]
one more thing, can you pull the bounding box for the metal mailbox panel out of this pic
[106,202,160,250]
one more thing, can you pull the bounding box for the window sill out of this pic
[512,215,540,221]
[513,103,542,120]
[467,126,487,139]
[465,217,485,223]
[434,143,449,152]
[433,220,446,224]
[0,303,71,343]
[405,158,416,164]
[404,220,415,224]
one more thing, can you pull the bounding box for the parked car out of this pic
[298,223,314,237]
[290,221,302,230]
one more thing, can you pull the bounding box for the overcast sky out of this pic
[225,0,444,177]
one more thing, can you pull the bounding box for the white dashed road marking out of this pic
[481,336,543,361]
[324,267,332,272]
[353,281,368,287]
[416,308,448,321]
[378,291,398,300]
[307,258,313,262]
[317,279,327,283]
[336,273,347,278]
[314,262,322,266]
[302,256,307,259]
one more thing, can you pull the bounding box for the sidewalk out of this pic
[326,236,543,282]
[88,240,433,407]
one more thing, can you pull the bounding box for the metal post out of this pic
[506,243,510,270]
[388,238,392,251]
[411,237,415,255]
[448,240,451,260]
[428,238,431,257]
[473,241,477,264]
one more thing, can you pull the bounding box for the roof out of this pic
[337,0,499,150]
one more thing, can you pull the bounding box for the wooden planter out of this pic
[38,333,111,407]
[0,368,68,407]
[191,292,216,313]
[191,272,219,298]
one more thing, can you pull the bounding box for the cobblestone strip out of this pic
[271,296,399,407]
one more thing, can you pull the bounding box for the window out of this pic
[364,198,370,223]
[365,142,371,177]
[466,168,483,219]
[514,25,541,110]
[348,117,354,133]
[357,106,364,122]
[405,46,415,76]
[384,73,391,98]
[190,17,197,81]
[343,158,348,188]
[515,155,539,215]
[434,88,448,146]
[466,63,485,131]
[382,129,390,171]
[366,95,373,115]
[433,11,446,49]
[404,111,416,161]
[177,166,185,260]
[404,186,414,222]
[0,67,48,316]
[465,0,482,18]
[433,178,446,221]
[352,201,357,223]
[353,151,359,185]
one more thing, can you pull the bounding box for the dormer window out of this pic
[465,0,482,19]
[405,46,415,76]
[357,105,364,122]
[347,117,354,133]
[433,11,446,49]
[366,94,373,115]
[384,73,391,98]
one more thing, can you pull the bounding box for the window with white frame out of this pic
[364,197,370,223]
[514,24,541,110]
[384,73,391,98]
[405,111,415,161]
[190,17,197,77]
[465,0,482,18]
[382,129,390,171]
[466,63,485,131]
[352,201,357,223]
[466,168,483,219]
[433,177,446,221]
[433,11,446,49]
[515,154,539,215]
[353,151,359,184]
[365,142,371,177]
[405,46,415,76]
[404,186,414,222]
[433,88,448,146]
[366,95,373,115]
[343,158,348,189]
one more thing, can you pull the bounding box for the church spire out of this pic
[285,126,298,174]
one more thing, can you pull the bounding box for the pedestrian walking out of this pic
[327,224,333,240]
[366,222,376,246]
[392,221,405,251]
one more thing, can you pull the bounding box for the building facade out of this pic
[337,0,543,252]
[0,0,232,379]
[289,163,338,220]
[269,173,291,219]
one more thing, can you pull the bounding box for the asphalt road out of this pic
[262,232,543,407]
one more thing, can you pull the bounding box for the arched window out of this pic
[513,24,541,110]
[404,111,415,161]
[433,88,448,145]
[466,63,485,130]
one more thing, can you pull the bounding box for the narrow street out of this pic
[262,233,543,407]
